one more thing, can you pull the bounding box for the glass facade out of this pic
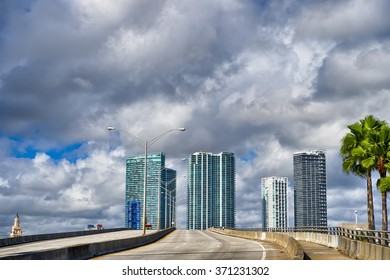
[293,150,327,227]
[261,177,288,228]
[125,152,176,230]
[187,152,236,230]
[161,168,177,229]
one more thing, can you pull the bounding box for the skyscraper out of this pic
[125,152,176,230]
[161,168,177,229]
[187,152,235,230]
[261,176,288,228]
[293,150,327,227]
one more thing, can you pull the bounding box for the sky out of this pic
[1,0,390,236]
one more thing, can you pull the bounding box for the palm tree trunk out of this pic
[366,170,375,230]
[382,191,388,231]
[379,167,388,232]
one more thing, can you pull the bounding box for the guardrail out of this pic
[236,227,390,247]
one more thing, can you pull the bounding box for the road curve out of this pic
[93,230,290,260]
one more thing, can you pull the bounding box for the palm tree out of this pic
[346,115,390,231]
[361,121,390,231]
[340,116,382,230]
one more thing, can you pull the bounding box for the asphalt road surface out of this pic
[93,230,290,260]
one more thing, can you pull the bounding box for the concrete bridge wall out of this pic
[0,228,126,247]
[287,232,340,248]
[338,236,390,260]
[0,228,175,260]
[285,232,390,260]
[210,228,390,260]
[209,228,304,260]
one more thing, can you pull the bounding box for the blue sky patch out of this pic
[9,136,85,163]
[240,148,256,163]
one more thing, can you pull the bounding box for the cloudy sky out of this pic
[1,0,390,236]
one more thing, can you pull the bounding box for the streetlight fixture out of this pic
[166,189,176,229]
[170,186,187,229]
[157,158,186,230]
[107,126,186,235]
[159,175,186,230]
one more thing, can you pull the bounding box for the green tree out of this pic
[361,121,390,231]
[345,115,390,231]
[340,115,383,230]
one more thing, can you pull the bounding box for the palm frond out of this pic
[377,177,390,193]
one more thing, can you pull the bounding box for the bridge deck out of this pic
[0,230,151,259]
[0,229,355,260]
[93,230,290,260]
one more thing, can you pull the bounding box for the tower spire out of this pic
[10,213,22,238]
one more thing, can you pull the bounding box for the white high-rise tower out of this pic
[261,177,288,228]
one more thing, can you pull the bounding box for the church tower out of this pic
[10,213,22,238]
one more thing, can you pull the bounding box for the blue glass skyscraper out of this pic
[161,168,177,229]
[187,152,236,230]
[125,152,176,230]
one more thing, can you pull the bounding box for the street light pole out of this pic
[162,188,176,229]
[160,176,184,229]
[157,158,186,231]
[143,141,147,235]
[168,189,177,228]
[108,126,185,235]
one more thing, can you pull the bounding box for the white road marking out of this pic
[257,242,267,260]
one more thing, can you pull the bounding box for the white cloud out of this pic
[0,177,10,189]
[1,0,390,234]
[0,146,126,234]
[72,77,94,90]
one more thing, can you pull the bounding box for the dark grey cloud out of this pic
[1,0,390,235]
[313,45,390,101]
[293,0,390,42]
[0,0,36,30]
[0,0,263,144]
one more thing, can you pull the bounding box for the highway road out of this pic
[93,230,290,260]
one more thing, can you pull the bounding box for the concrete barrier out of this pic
[275,231,390,260]
[0,228,126,247]
[327,236,390,260]
[290,232,333,247]
[382,245,390,259]
[0,228,175,260]
[209,228,304,260]
[213,228,390,260]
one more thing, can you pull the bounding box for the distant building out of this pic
[10,213,22,238]
[261,176,288,228]
[161,168,177,229]
[293,150,327,227]
[187,152,236,230]
[85,224,104,230]
[125,152,176,230]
